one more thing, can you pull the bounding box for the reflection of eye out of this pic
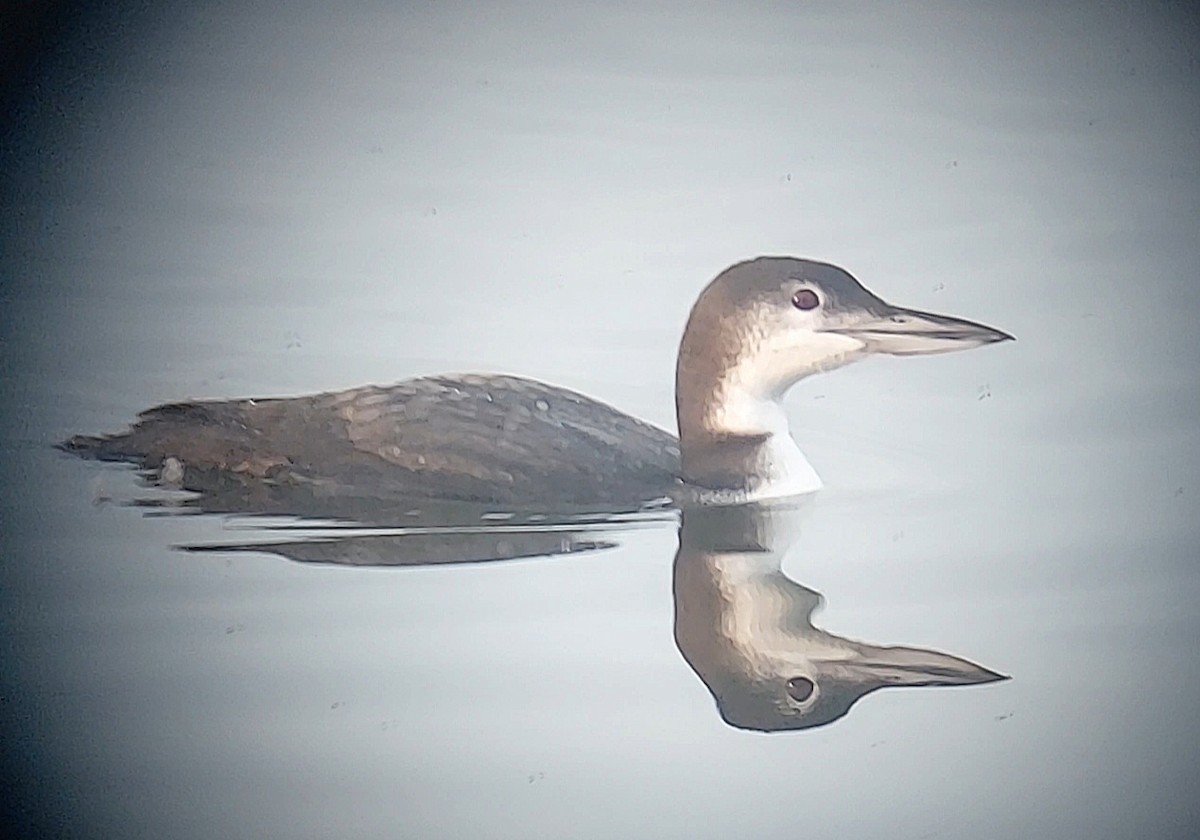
[792,289,820,311]
[786,676,815,702]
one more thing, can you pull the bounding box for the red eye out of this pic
[792,289,820,311]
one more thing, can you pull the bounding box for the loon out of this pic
[60,257,1012,509]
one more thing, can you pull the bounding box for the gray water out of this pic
[3,2,1199,838]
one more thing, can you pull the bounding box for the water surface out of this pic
[2,2,1198,838]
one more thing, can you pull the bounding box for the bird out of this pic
[59,256,1012,511]
[673,502,1007,732]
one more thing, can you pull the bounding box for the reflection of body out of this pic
[674,503,1005,731]
[62,257,1009,510]
[180,496,1007,733]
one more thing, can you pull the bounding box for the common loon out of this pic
[61,257,1012,508]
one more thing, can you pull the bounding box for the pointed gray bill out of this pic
[824,304,1014,356]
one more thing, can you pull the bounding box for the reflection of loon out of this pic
[61,257,1011,508]
[675,503,1006,731]
[183,499,1008,733]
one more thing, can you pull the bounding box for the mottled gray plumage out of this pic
[62,374,681,508]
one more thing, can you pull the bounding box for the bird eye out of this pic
[785,676,815,702]
[792,289,820,311]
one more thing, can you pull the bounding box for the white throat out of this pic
[687,387,823,502]
[738,401,823,501]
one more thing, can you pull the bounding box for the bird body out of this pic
[63,374,680,507]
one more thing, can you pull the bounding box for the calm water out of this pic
[3,2,1199,838]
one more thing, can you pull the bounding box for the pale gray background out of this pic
[2,2,1198,838]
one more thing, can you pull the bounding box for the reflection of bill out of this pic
[674,502,1007,732]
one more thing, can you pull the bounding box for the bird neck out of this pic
[675,356,822,501]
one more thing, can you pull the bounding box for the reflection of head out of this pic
[701,636,1005,732]
[674,503,1006,732]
